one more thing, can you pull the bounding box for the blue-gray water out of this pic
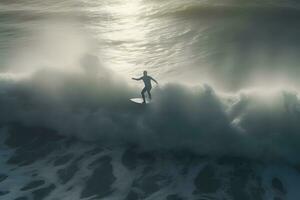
[1,1,300,200]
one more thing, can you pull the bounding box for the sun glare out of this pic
[93,0,150,75]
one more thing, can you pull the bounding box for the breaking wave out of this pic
[1,63,300,163]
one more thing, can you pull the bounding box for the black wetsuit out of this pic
[141,75,153,100]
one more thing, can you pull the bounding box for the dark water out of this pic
[1,1,300,199]
[0,0,300,162]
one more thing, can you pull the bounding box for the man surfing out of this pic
[132,71,158,104]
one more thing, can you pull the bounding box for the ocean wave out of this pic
[147,2,300,19]
[1,63,300,163]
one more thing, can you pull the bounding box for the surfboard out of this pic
[130,98,151,104]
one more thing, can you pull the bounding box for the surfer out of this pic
[132,71,158,104]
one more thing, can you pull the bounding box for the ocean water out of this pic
[1,1,300,200]
[1,0,300,89]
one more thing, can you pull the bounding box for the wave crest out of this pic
[1,66,300,163]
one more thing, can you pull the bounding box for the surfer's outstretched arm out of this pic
[151,77,158,84]
[132,77,142,81]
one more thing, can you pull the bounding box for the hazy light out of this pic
[6,21,90,74]
[90,0,152,78]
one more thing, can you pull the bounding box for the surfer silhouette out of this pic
[132,71,158,104]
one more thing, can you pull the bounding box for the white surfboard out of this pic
[130,98,151,104]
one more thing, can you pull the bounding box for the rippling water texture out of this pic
[1,0,300,90]
[2,3,300,199]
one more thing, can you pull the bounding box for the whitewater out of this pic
[1,0,300,200]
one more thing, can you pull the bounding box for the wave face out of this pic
[0,67,300,163]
